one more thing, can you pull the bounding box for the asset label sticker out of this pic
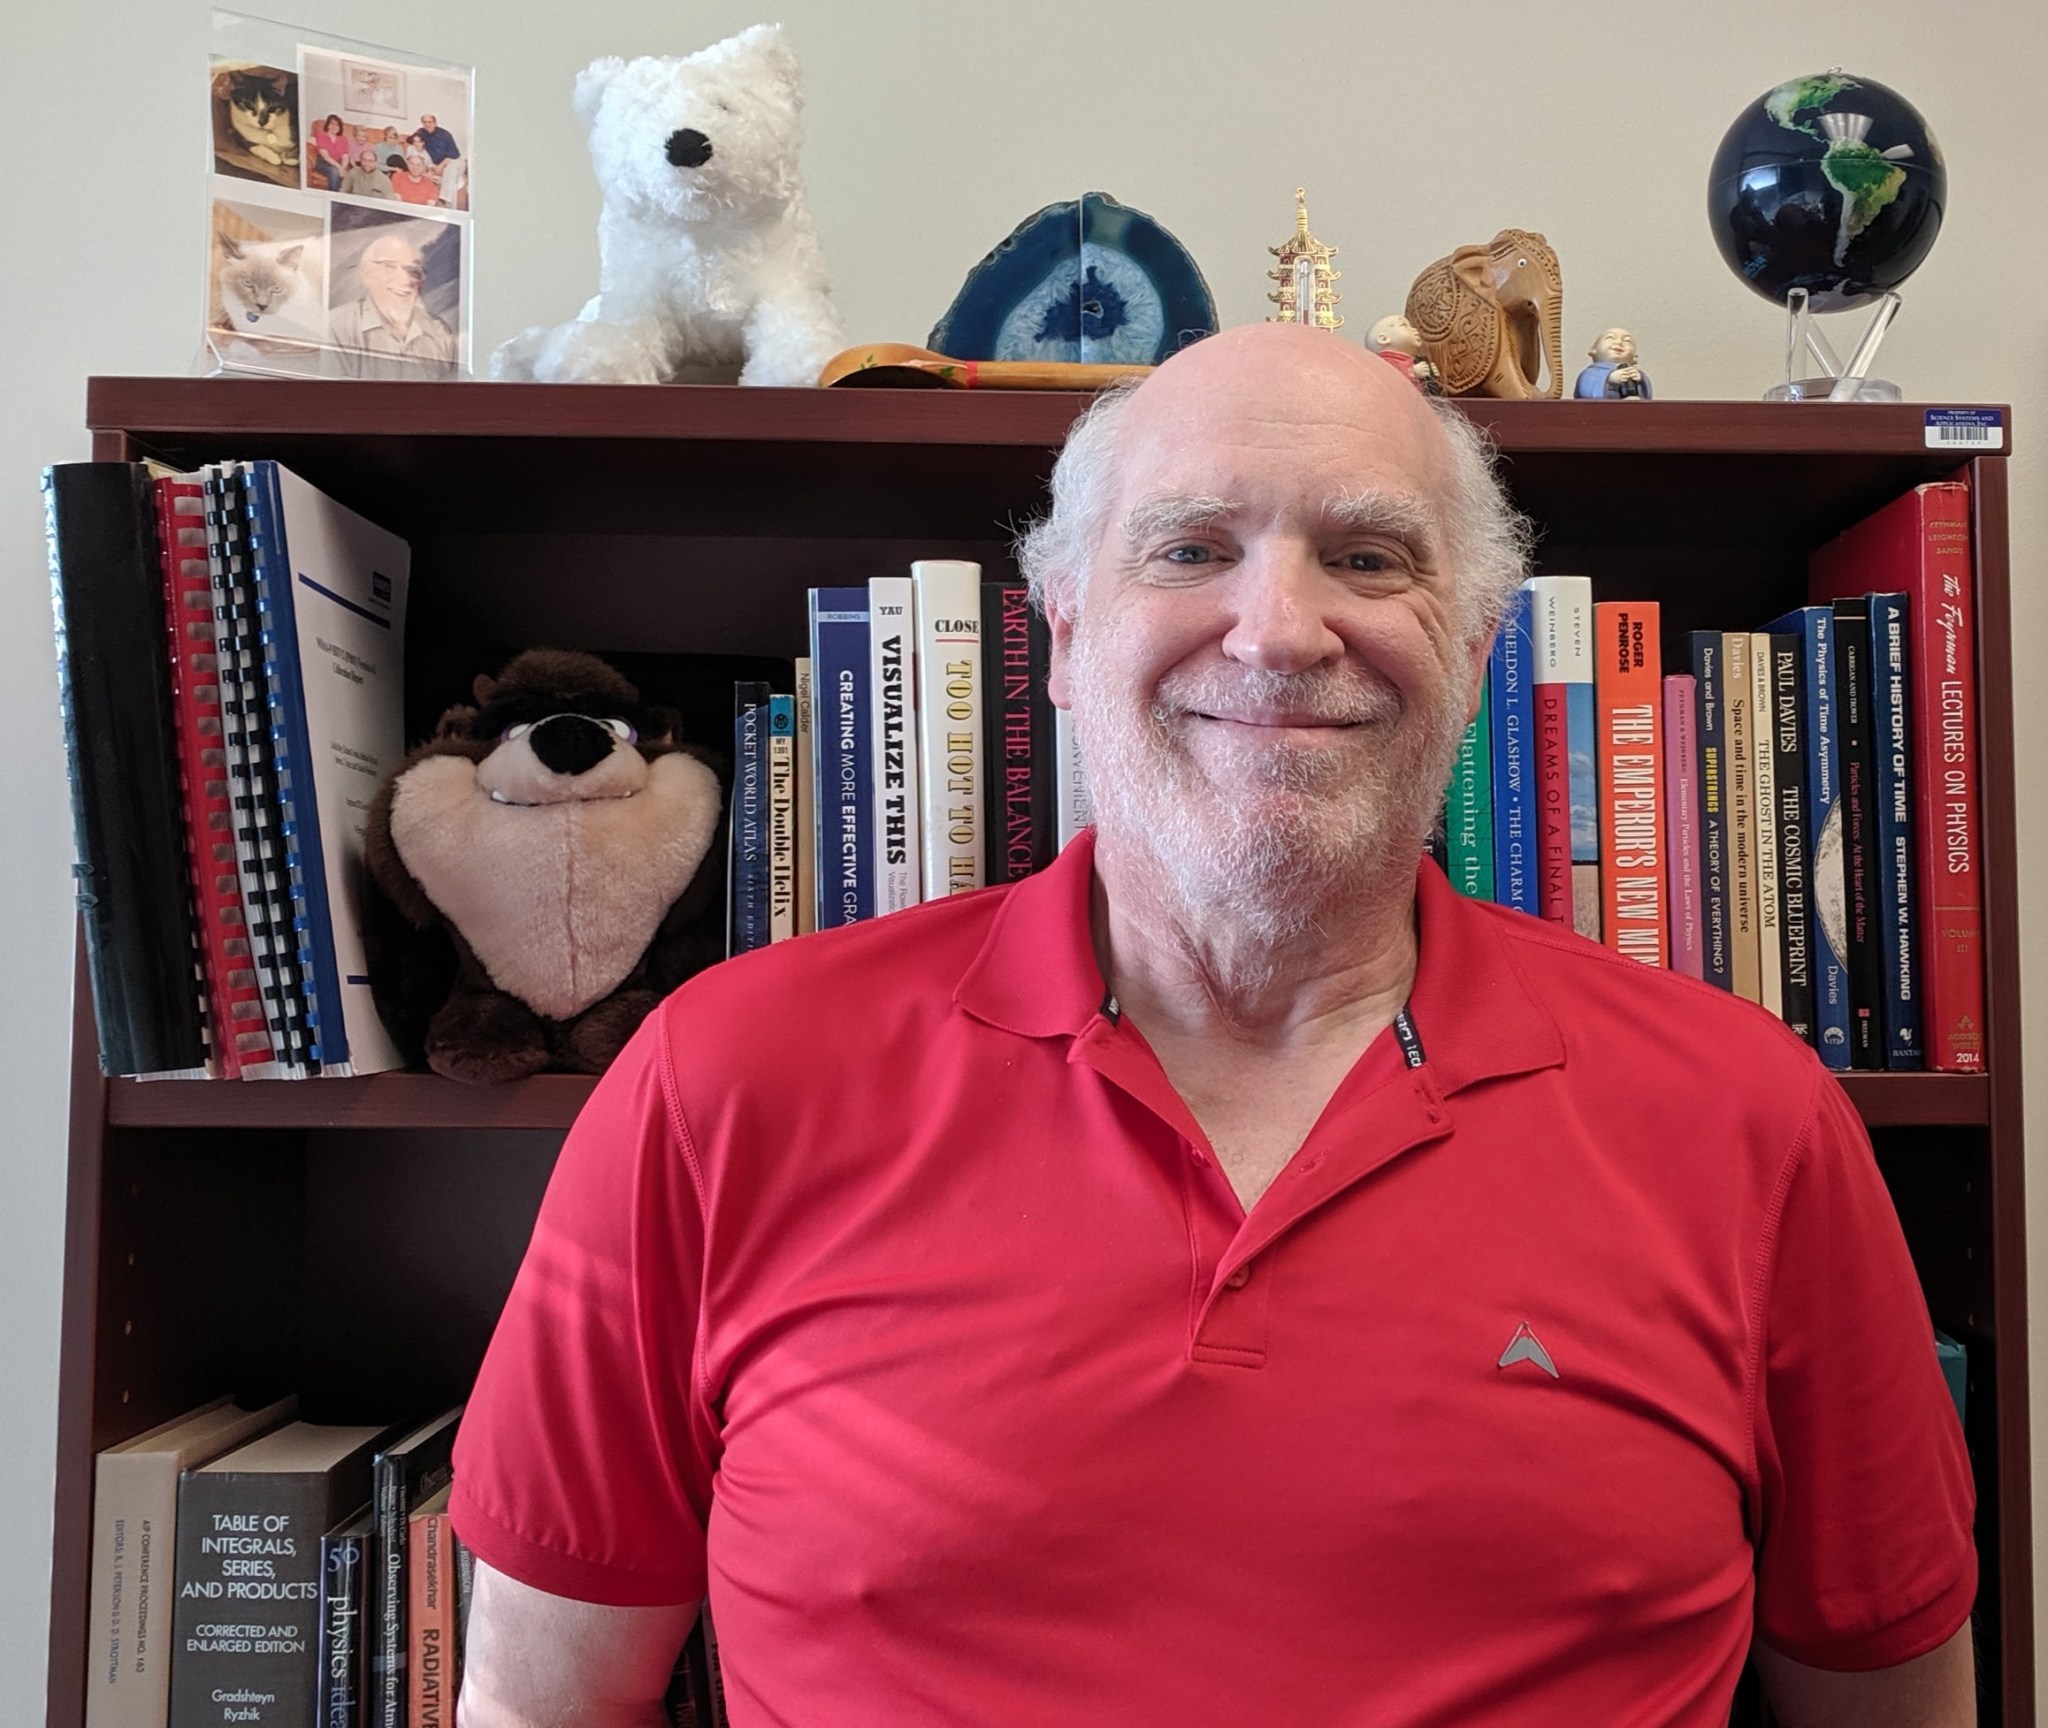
[1924,408,2005,450]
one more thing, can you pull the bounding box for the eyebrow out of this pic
[1119,487,1442,551]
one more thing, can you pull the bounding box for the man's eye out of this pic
[1162,545,1213,564]
[1340,549,1401,573]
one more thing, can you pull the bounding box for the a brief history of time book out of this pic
[1833,597,1884,1068]
[1687,633,1733,991]
[867,574,923,910]
[911,559,985,899]
[86,1396,297,1728]
[42,462,211,1079]
[316,1506,374,1728]
[1869,592,1926,1069]
[1593,601,1666,967]
[241,461,410,1075]
[1720,630,1761,1005]
[807,588,874,928]
[1487,586,1537,916]
[370,1406,462,1728]
[168,1420,391,1728]
[1809,481,1982,1070]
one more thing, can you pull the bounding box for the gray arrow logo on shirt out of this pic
[1498,1322,1559,1378]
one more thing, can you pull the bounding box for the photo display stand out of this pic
[203,11,473,380]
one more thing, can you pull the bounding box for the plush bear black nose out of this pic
[665,128,713,169]
[529,714,615,778]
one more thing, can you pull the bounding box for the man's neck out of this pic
[1089,830,1421,1053]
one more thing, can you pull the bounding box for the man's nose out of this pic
[1220,549,1345,673]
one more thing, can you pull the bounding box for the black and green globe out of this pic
[1708,73,1945,313]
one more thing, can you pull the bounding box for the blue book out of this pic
[1488,587,1537,913]
[729,682,772,955]
[1688,631,1733,991]
[1765,605,1850,1068]
[808,588,874,926]
[241,461,343,1069]
[1868,593,1925,1069]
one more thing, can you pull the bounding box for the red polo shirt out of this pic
[451,835,1973,1726]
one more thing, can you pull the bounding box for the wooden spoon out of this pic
[818,342,1152,390]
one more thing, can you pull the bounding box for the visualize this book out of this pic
[868,575,922,911]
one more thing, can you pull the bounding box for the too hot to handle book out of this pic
[42,462,211,1079]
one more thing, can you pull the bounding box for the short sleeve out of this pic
[450,1008,712,1606]
[1751,1073,1977,1668]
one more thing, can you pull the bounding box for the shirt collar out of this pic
[956,834,1565,1095]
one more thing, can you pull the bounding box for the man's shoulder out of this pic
[655,882,1015,1045]
[1458,894,1821,1085]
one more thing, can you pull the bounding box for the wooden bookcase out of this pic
[47,380,2030,1725]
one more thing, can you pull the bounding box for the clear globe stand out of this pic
[1763,286,1905,402]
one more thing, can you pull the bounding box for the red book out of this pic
[1809,482,1983,1071]
[1595,601,1668,967]
[153,476,258,1077]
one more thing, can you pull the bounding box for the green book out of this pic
[1446,681,1495,901]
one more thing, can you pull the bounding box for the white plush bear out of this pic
[492,24,843,388]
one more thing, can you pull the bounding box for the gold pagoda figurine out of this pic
[1267,187,1341,330]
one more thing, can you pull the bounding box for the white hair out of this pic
[1013,379,1534,648]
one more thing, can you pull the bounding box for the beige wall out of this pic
[4,0,2043,1706]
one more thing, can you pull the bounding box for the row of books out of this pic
[722,562,1090,954]
[87,1401,463,1728]
[44,461,411,1080]
[1438,481,1983,1072]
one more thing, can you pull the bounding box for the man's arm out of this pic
[457,1557,698,1728]
[1752,1622,1975,1728]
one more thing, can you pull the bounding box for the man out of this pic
[413,110,461,166]
[451,324,1975,1726]
[326,232,457,379]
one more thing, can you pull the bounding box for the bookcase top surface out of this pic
[86,376,2010,459]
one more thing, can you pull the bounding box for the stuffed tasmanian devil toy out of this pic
[364,648,726,1084]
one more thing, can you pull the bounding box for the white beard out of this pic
[1068,626,1469,953]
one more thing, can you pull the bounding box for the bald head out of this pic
[1015,325,1530,647]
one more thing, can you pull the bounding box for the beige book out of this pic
[1749,631,1783,1018]
[1721,631,1760,1004]
[86,1395,297,1728]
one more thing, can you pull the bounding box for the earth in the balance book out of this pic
[1707,72,1946,313]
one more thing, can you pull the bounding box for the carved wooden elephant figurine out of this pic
[1404,229,1564,400]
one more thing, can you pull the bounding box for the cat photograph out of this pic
[208,200,325,374]
[211,61,301,188]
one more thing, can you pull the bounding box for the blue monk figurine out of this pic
[1574,328,1652,399]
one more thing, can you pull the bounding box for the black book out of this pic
[41,463,209,1077]
[169,1422,391,1728]
[980,579,1054,883]
[317,1505,374,1728]
[1832,599,1886,1069]
[1767,632,1816,1045]
[371,1406,462,1728]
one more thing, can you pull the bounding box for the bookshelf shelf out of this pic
[96,1068,1987,1134]
[49,381,2029,1728]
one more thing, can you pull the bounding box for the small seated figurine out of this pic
[1575,328,1652,400]
[1367,313,1442,394]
